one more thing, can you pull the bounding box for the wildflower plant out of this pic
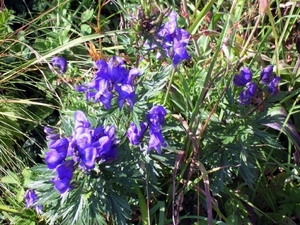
[233,66,281,106]
[25,12,173,222]
[8,1,300,225]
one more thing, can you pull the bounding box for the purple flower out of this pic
[172,37,191,66]
[72,111,118,164]
[259,65,280,95]
[74,110,91,131]
[96,136,116,162]
[51,56,67,74]
[45,149,67,169]
[95,60,109,79]
[233,67,252,86]
[268,76,280,94]
[127,122,147,145]
[25,190,43,214]
[76,57,140,109]
[76,133,97,169]
[233,67,259,105]
[146,11,190,67]
[148,131,167,154]
[116,84,135,110]
[123,68,140,85]
[44,110,120,194]
[159,11,178,36]
[260,65,274,85]
[147,106,167,154]
[107,56,127,83]
[147,105,167,132]
[44,127,60,142]
[94,79,113,109]
[79,147,98,169]
[45,138,69,169]
[238,82,257,105]
[52,161,74,194]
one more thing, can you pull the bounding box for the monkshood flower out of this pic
[233,67,252,86]
[147,105,167,132]
[51,160,74,194]
[260,65,280,94]
[268,76,280,94]
[260,65,274,85]
[51,56,67,74]
[44,110,118,194]
[72,111,118,165]
[44,126,60,142]
[127,122,147,145]
[239,82,257,105]
[76,57,140,109]
[233,67,257,105]
[45,138,69,169]
[147,106,167,154]
[25,190,43,214]
[145,11,190,67]
[148,130,167,154]
[116,84,135,110]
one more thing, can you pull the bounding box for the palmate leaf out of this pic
[106,193,131,225]
[29,160,135,225]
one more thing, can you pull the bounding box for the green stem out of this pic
[266,7,279,74]
[163,68,175,105]
[0,205,31,218]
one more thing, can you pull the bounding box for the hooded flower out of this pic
[260,65,274,85]
[259,65,280,95]
[148,130,167,154]
[76,57,140,109]
[239,82,257,105]
[233,67,252,86]
[147,105,167,154]
[147,105,167,132]
[76,132,98,169]
[44,127,60,142]
[95,126,118,162]
[268,76,280,94]
[25,190,43,214]
[127,122,147,145]
[51,56,68,74]
[74,110,91,131]
[116,84,135,110]
[52,160,74,194]
[233,67,257,105]
[45,110,119,194]
[45,138,69,169]
[145,11,190,67]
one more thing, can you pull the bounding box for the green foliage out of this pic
[1,0,300,224]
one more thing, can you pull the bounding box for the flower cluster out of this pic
[127,105,167,154]
[76,56,140,110]
[233,67,257,105]
[260,65,281,95]
[233,66,280,105]
[52,56,68,74]
[25,190,43,214]
[44,110,118,194]
[145,11,190,67]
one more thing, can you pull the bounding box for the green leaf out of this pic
[80,24,92,35]
[16,188,25,203]
[263,106,300,161]
[81,9,94,23]
[22,168,33,187]
[1,170,20,185]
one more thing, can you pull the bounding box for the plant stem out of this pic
[163,68,175,105]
